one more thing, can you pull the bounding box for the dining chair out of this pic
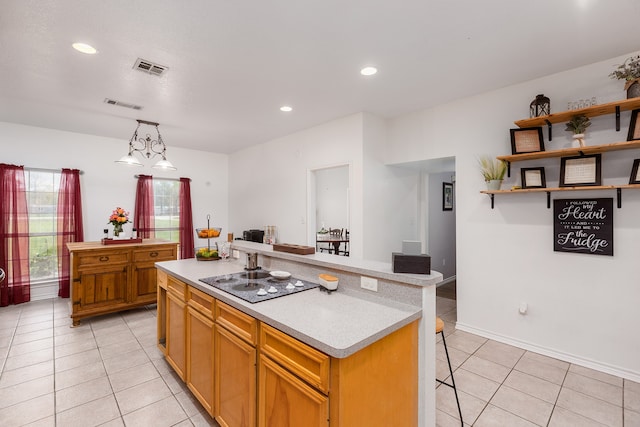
[341,229,349,256]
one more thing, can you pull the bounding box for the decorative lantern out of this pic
[530,94,550,118]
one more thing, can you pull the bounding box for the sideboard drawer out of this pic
[133,246,177,262]
[76,251,129,268]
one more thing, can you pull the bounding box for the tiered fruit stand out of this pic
[195,214,221,260]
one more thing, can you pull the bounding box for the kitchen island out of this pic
[156,241,442,427]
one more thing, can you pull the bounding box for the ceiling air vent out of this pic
[133,58,168,76]
[104,98,143,110]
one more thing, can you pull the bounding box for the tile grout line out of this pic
[92,313,124,426]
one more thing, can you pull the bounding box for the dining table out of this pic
[316,234,349,255]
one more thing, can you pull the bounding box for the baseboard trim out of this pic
[455,321,640,383]
[436,275,456,287]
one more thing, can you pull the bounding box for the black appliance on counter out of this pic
[242,229,265,243]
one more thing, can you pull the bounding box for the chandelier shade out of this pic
[116,120,176,170]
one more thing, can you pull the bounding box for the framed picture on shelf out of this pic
[510,127,545,155]
[442,182,453,211]
[521,167,546,189]
[560,154,602,187]
[629,159,640,184]
[628,109,640,141]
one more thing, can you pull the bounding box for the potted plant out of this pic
[609,55,640,99]
[479,156,507,190]
[565,115,591,147]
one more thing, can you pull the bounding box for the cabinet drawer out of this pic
[167,276,187,300]
[259,323,330,394]
[133,246,176,262]
[215,301,258,346]
[157,270,168,290]
[76,251,129,268]
[187,286,215,319]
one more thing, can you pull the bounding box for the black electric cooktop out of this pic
[199,269,319,304]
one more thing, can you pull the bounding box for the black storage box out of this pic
[392,252,431,274]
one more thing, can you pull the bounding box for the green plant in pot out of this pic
[479,156,507,190]
[565,115,591,147]
[609,55,640,99]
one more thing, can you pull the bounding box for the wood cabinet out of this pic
[160,272,419,427]
[157,270,168,355]
[259,323,329,427]
[131,245,177,304]
[166,275,187,380]
[259,355,328,427]
[186,286,216,415]
[68,240,177,326]
[215,301,257,427]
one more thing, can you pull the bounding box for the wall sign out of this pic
[553,198,613,256]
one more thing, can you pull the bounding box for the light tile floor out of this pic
[0,298,219,427]
[435,296,640,427]
[0,297,637,426]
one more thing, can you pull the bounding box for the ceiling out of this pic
[1,0,639,154]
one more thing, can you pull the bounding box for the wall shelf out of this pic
[481,184,640,209]
[515,98,640,138]
[483,98,640,209]
[497,140,640,163]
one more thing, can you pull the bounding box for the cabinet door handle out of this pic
[99,256,109,262]
[150,252,159,258]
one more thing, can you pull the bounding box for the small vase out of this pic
[625,79,640,99]
[486,180,503,191]
[113,223,123,238]
[573,133,586,148]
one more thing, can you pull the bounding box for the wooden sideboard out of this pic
[67,239,178,326]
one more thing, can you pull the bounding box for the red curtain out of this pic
[57,169,84,298]
[134,175,155,238]
[0,164,30,306]
[179,178,194,259]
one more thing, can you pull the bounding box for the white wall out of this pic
[387,51,640,380]
[362,113,421,261]
[428,171,456,280]
[0,121,228,246]
[315,166,349,231]
[228,113,364,257]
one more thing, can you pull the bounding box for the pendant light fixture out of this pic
[116,119,176,170]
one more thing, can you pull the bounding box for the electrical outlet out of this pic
[442,259,446,266]
[232,250,240,259]
[360,276,378,292]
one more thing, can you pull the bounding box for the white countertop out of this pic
[230,240,443,287]
[156,257,423,358]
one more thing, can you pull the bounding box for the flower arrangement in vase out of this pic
[609,55,640,99]
[108,207,130,238]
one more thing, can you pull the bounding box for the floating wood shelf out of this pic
[514,98,640,128]
[481,184,640,209]
[483,98,640,209]
[497,140,640,163]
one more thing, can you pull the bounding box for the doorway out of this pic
[306,164,350,251]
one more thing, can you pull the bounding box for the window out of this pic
[153,180,180,242]
[25,170,61,282]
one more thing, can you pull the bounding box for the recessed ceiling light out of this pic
[360,66,378,76]
[280,106,293,112]
[72,42,97,54]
